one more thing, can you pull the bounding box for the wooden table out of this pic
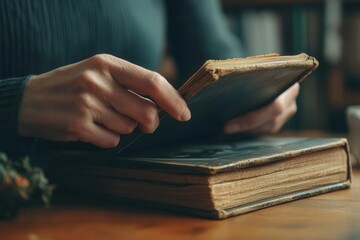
[1,170,360,240]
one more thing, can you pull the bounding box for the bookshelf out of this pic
[223,0,358,6]
[223,0,323,6]
[222,0,360,132]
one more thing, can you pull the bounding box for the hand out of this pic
[18,54,191,148]
[223,83,300,135]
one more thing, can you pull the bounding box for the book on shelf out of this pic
[52,53,352,219]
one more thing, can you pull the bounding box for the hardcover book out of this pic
[57,137,351,219]
[109,53,320,154]
[53,53,352,219]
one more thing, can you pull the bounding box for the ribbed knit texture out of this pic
[0,76,29,151]
[0,0,166,78]
[0,0,242,153]
[0,76,27,123]
[0,76,27,122]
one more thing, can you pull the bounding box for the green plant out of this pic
[0,153,53,219]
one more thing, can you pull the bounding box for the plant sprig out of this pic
[0,153,53,219]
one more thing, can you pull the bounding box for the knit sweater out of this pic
[0,0,242,152]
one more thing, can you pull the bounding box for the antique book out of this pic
[56,137,351,219]
[108,53,319,155]
[53,53,352,219]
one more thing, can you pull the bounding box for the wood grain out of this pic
[1,170,360,240]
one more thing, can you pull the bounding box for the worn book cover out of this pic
[108,53,319,155]
[57,137,351,219]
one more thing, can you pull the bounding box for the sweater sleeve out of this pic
[0,76,32,153]
[166,0,244,84]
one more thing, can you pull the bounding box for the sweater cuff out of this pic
[0,76,33,152]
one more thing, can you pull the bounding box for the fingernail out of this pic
[224,123,242,134]
[180,107,191,121]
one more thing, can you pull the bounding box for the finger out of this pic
[223,101,283,134]
[250,102,298,134]
[80,123,120,148]
[286,83,300,101]
[102,83,160,133]
[223,83,300,134]
[95,106,138,135]
[97,55,191,122]
[60,89,121,148]
[72,67,160,133]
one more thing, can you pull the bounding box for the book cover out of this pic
[108,53,319,155]
[56,137,351,219]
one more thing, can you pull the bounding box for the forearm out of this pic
[0,76,32,152]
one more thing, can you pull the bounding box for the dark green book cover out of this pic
[108,53,319,155]
[56,137,351,219]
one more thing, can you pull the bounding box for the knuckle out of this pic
[140,104,159,133]
[146,71,165,95]
[76,70,99,92]
[143,105,158,124]
[75,93,94,112]
[87,54,111,70]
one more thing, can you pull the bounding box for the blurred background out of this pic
[222,0,360,133]
[163,0,360,134]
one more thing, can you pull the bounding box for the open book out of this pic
[53,53,352,219]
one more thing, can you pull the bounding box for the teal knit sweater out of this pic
[0,0,242,152]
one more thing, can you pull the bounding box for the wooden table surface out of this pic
[1,169,360,240]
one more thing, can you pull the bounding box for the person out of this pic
[0,0,299,154]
